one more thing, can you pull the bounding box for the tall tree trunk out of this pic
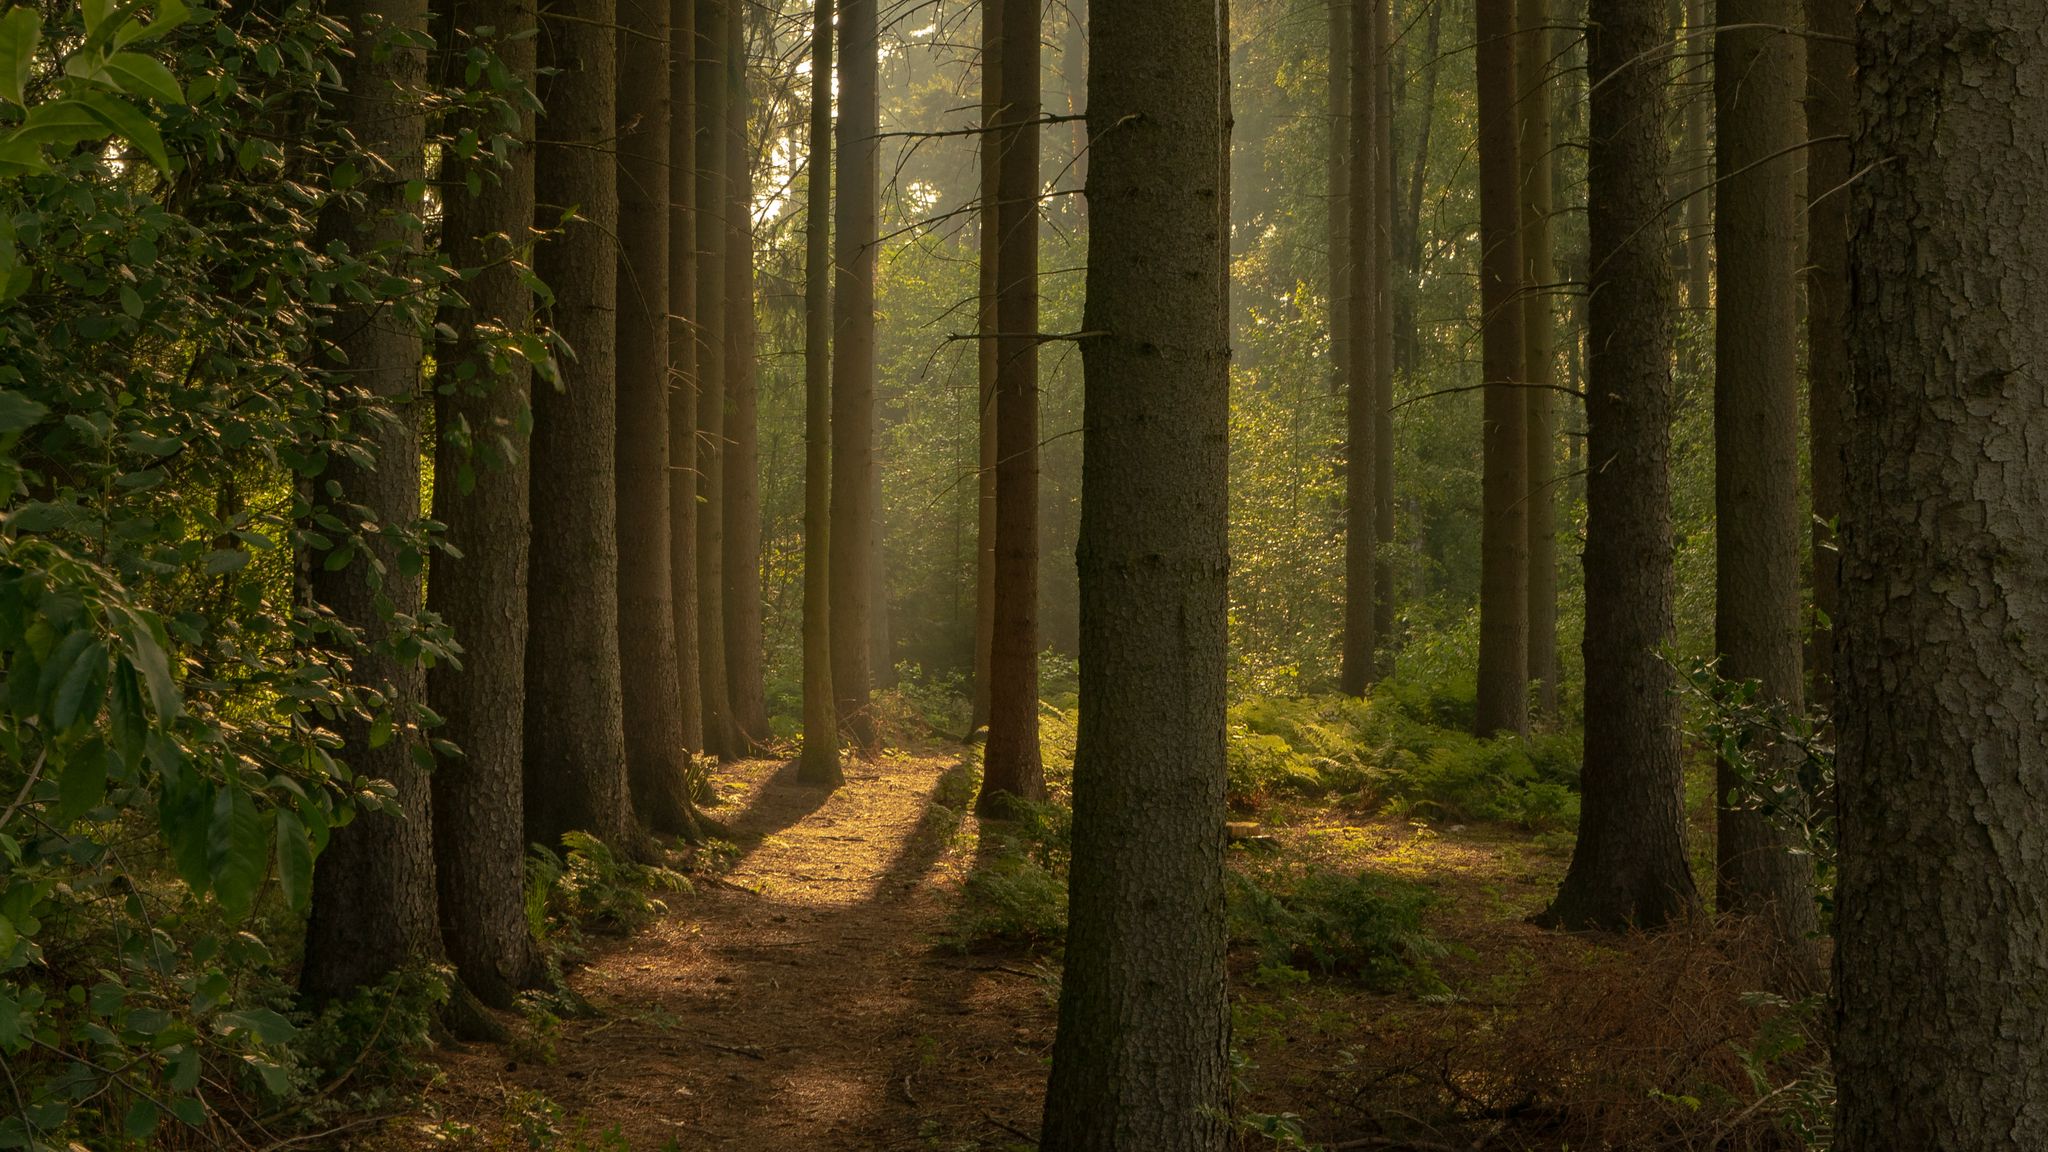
[1834,5,2048,1145]
[526,0,639,855]
[722,10,770,746]
[1537,0,1697,931]
[830,0,879,751]
[970,0,1001,738]
[615,0,700,834]
[1337,0,1377,695]
[427,0,543,1010]
[978,0,1046,817]
[1474,0,1529,737]
[1372,0,1395,650]
[1327,0,1349,398]
[1038,0,1230,1141]
[1681,0,1711,359]
[1803,0,1849,706]
[302,0,440,1002]
[668,0,703,754]
[798,0,841,785]
[1518,0,1558,718]
[1393,0,1440,380]
[694,0,741,759]
[1713,0,1816,966]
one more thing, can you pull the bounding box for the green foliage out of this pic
[529,832,690,940]
[1227,866,1445,991]
[948,795,1072,951]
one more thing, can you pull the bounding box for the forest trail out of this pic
[387,752,1053,1151]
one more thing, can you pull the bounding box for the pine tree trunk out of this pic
[830,0,879,751]
[1803,0,1849,706]
[798,0,841,786]
[1681,0,1711,362]
[1518,0,1558,719]
[1393,0,1440,381]
[694,0,741,759]
[1039,0,1230,1141]
[722,10,770,746]
[970,0,1001,738]
[426,0,543,1009]
[1372,0,1395,650]
[1337,0,1377,695]
[1326,0,1348,398]
[302,0,440,1002]
[615,0,699,835]
[668,0,704,754]
[1537,0,1697,931]
[525,0,639,855]
[978,0,1046,817]
[1834,6,2048,1145]
[1474,0,1529,738]
[1713,0,1816,963]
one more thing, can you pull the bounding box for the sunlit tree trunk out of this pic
[1338,0,1377,695]
[722,8,770,747]
[970,0,1001,739]
[1518,0,1558,718]
[1327,0,1348,399]
[667,0,703,754]
[798,0,841,785]
[1372,0,1395,651]
[830,0,880,750]
[694,0,741,759]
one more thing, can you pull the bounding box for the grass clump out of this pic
[1227,866,1446,991]
[947,795,1072,951]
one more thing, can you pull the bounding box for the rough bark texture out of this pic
[977,0,1046,817]
[830,0,879,751]
[694,0,740,760]
[1326,0,1349,397]
[722,11,770,747]
[301,0,440,1001]
[1538,0,1697,931]
[1393,0,1439,380]
[969,0,1001,739]
[1337,0,1377,695]
[525,0,637,856]
[667,0,703,754]
[1473,0,1529,738]
[426,0,543,1009]
[615,0,699,836]
[1713,0,1816,956]
[1804,0,1849,706]
[1372,1,1395,649]
[1683,0,1712,318]
[1834,5,2048,1146]
[798,0,841,786]
[1038,0,1230,1143]
[1517,0,1558,719]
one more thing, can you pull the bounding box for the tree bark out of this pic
[694,0,741,759]
[1327,0,1349,398]
[1517,0,1558,720]
[302,0,440,1002]
[1713,0,1816,962]
[1039,0,1230,1142]
[830,0,879,751]
[1537,0,1697,931]
[667,0,703,754]
[1474,0,1529,738]
[426,0,543,1009]
[798,0,841,786]
[978,0,1046,817]
[970,0,1001,739]
[1803,0,1849,707]
[722,9,770,746]
[1372,0,1395,651]
[1337,0,1377,695]
[1834,6,2048,1145]
[524,0,638,856]
[1393,0,1440,380]
[615,0,700,835]
[1680,0,1711,377]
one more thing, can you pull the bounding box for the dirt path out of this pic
[386,753,1052,1151]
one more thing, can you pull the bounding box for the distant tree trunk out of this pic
[1803,0,1849,706]
[1682,0,1711,353]
[302,0,440,1002]
[722,11,770,746]
[615,0,700,834]
[526,0,639,855]
[1038,0,1230,1141]
[1393,0,1440,380]
[978,0,1047,817]
[427,0,543,1010]
[1337,0,1377,695]
[1537,0,1697,931]
[970,0,1001,739]
[868,455,892,687]
[667,0,703,754]
[1713,0,1816,967]
[1474,0,1529,738]
[1372,0,1395,649]
[830,0,879,751]
[1834,5,2048,1145]
[694,0,740,759]
[1518,0,1558,719]
[798,0,841,786]
[1326,0,1348,397]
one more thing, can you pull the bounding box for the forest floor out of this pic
[360,747,1816,1152]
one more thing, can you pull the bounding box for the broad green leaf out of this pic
[51,638,106,731]
[109,659,145,771]
[8,99,109,151]
[0,8,37,108]
[0,389,45,434]
[36,627,94,721]
[114,0,187,46]
[202,549,249,575]
[215,1007,298,1046]
[54,737,112,824]
[120,609,179,721]
[123,1099,159,1141]
[102,51,183,105]
[157,773,211,895]
[274,808,312,912]
[78,91,170,173]
[205,785,266,920]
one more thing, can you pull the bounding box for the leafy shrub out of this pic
[528,833,689,940]
[1228,867,1445,991]
[948,795,1072,950]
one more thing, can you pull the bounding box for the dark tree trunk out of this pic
[1803,0,1849,706]
[798,0,841,786]
[1518,0,1558,719]
[427,0,543,1009]
[1338,0,1377,695]
[1039,0,1231,1142]
[970,0,1001,739]
[1474,0,1529,738]
[694,0,741,759]
[978,0,1046,817]
[1393,0,1440,380]
[1834,5,2048,1145]
[525,0,638,855]
[615,0,700,835]
[1372,0,1395,650]
[302,0,440,1002]
[1713,0,1816,963]
[1326,0,1349,398]
[668,0,703,754]
[1537,0,1697,931]
[722,10,770,746]
[1683,0,1711,316]
[830,0,879,751]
